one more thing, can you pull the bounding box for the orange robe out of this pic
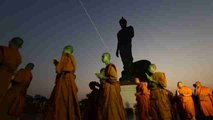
[97,64,126,120]
[149,72,173,120]
[195,86,213,116]
[0,68,32,117]
[135,82,150,120]
[0,46,22,100]
[43,54,81,120]
[178,86,196,119]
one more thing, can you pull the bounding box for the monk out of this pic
[83,81,100,120]
[96,52,126,120]
[145,64,173,120]
[0,37,23,101]
[0,63,34,119]
[176,81,196,120]
[43,45,81,120]
[193,81,213,119]
[135,78,151,120]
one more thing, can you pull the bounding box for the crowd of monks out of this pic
[0,37,213,120]
[134,64,213,120]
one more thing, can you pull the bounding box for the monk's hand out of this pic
[53,59,58,66]
[95,73,101,79]
[145,73,153,82]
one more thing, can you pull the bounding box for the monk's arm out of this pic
[182,88,192,97]
[207,88,213,101]
[16,53,22,69]
[0,47,3,63]
[146,73,159,85]
[107,65,118,83]
[158,73,167,88]
[71,55,77,72]
[116,35,120,57]
[12,69,25,83]
[147,73,167,88]
[95,72,108,80]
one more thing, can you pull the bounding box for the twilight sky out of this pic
[1,0,213,99]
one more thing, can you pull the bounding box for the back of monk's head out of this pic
[177,81,184,88]
[9,37,24,48]
[63,45,73,55]
[89,81,97,90]
[103,52,110,59]
[25,63,34,70]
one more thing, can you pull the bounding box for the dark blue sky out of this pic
[1,0,213,99]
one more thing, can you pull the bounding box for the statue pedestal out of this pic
[120,83,137,120]
[120,83,137,108]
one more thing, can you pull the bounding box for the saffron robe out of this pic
[149,72,173,120]
[43,54,81,120]
[135,82,151,120]
[178,86,196,119]
[0,68,32,117]
[97,64,126,120]
[0,46,22,100]
[195,86,213,116]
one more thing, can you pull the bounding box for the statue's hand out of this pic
[116,51,119,57]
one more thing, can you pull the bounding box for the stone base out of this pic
[120,84,137,109]
[120,84,137,120]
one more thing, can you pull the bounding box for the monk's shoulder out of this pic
[184,86,192,91]
[153,72,165,78]
[202,86,211,91]
[18,68,26,73]
[109,63,116,69]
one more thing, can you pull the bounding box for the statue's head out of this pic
[63,45,73,55]
[9,37,24,48]
[177,81,184,89]
[119,17,127,28]
[102,52,111,64]
[25,63,34,71]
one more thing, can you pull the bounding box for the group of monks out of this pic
[0,37,34,120]
[135,64,213,120]
[83,53,126,120]
[42,51,126,120]
[0,37,213,120]
[0,38,126,120]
